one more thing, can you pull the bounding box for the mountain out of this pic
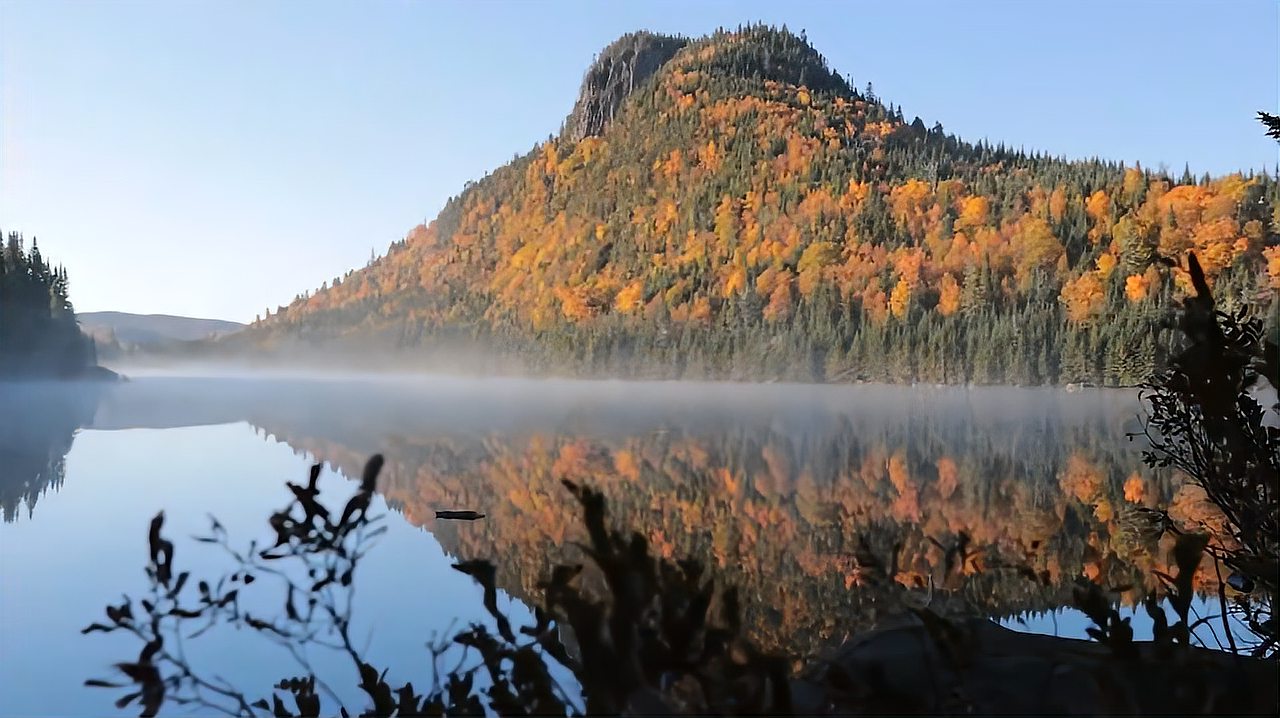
[243,25,1280,385]
[79,312,244,347]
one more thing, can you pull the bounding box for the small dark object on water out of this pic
[435,510,486,521]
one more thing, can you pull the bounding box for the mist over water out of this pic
[88,368,1148,434]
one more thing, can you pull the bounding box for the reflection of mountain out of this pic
[239,382,1217,660]
[0,383,101,522]
[81,377,1225,660]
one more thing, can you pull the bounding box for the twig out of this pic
[1212,555,1239,654]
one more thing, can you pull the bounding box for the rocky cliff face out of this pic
[562,31,686,141]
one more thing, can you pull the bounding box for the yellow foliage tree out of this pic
[1049,186,1068,223]
[1190,216,1240,275]
[723,264,747,297]
[1085,190,1111,243]
[956,195,989,230]
[862,286,888,325]
[1014,217,1064,282]
[714,195,738,249]
[689,295,713,325]
[1264,246,1280,289]
[889,277,912,320]
[698,140,722,172]
[936,273,961,316]
[1095,252,1117,279]
[763,280,792,322]
[614,280,645,314]
[1060,272,1105,322]
[1123,273,1151,303]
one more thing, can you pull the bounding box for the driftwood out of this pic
[792,616,1278,714]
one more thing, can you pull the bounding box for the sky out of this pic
[2,0,1277,323]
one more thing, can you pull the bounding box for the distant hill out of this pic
[79,312,244,347]
[245,25,1280,386]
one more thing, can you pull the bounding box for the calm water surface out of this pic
[0,377,1238,715]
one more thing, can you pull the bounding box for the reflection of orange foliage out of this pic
[935,456,958,500]
[894,570,929,589]
[554,440,614,482]
[1152,533,1217,593]
[615,449,641,481]
[887,451,919,522]
[271,403,1218,657]
[715,466,740,497]
[1060,453,1115,530]
[1083,560,1102,583]
[761,444,791,488]
[1123,473,1147,504]
[1167,483,1234,549]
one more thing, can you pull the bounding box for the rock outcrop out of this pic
[562,31,686,141]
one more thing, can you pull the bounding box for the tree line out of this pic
[0,231,96,378]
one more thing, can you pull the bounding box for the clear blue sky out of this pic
[2,0,1276,323]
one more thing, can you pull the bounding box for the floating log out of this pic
[435,510,485,521]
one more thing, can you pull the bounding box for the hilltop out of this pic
[79,311,244,347]
[242,26,1280,385]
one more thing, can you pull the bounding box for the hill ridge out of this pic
[80,311,245,346]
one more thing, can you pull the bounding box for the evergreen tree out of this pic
[0,231,95,378]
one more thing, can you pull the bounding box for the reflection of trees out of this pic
[252,395,1217,660]
[0,383,100,522]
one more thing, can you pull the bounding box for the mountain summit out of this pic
[563,32,687,141]
[246,26,1279,385]
[564,28,846,141]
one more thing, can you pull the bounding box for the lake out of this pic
[0,376,1235,715]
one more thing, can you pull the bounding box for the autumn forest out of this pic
[244,27,1280,386]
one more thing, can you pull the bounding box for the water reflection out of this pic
[178,376,1225,660]
[3,376,1238,698]
[259,406,1198,660]
[0,382,101,522]
[0,421,533,717]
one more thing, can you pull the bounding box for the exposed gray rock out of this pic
[562,32,686,142]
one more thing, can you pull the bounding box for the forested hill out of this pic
[0,232,98,378]
[78,312,244,346]
[245,26,1280,385]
